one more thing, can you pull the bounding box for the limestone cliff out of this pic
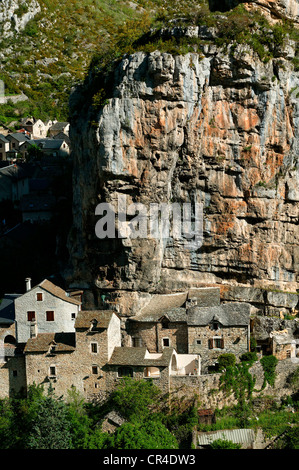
[68,11,299,314]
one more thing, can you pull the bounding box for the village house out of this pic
[269,328,298,360]
[48,122,70,137]
[23,138,70,158]
[0,134,10,160]
[127,287,251,373]
[19,117,56,139]
[6,133,30,156]
[14,278,82,345]
[24,310,121,399]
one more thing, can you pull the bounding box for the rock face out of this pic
[209,0,299,24]
[68,28,298,313]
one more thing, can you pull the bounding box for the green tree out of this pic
[110,377,161,422]
[260,355,278,388]
[109,420,178,449]
[25,386,72,449]
[0,398,14,449]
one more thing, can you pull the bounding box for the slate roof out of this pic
[0,133,9,143]
[34,279,81,306]
[0,164,29,181]
[33,139,66,150]
[130,293,188,322]
[49,122,69,131]
[6,133,30,142]
[75,310,117,329]
[24,332,76,353]
[0,294,21,322]
[107,347,173,367]
[187,302,250,327]
[129,288,222,323]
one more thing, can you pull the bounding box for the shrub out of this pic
[218,353,236,370]
[210,438,241,449]
[240,352,258,364]
[260,355,278,388]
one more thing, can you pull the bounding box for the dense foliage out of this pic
[0,380,195,449]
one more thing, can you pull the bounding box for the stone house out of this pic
[0,134,10,160]
[0,314,26,398]
[19,117,56,139]
[105,346,200,395]
[270,329,298,360]
[24,310,121,399]
[128,287,251,373]
[14,278,81,345]
[6,133,30,155]
[48,122,70,137]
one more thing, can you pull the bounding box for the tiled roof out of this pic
[75,310,117,329]
[107,347,173,367]
[24,332,76,353]
[37,279,81,306]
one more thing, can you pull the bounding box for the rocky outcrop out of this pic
[68,25,298,314]
[209,0,299,24]
[0,0,41,38]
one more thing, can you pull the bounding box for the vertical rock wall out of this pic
[68,31,298,313]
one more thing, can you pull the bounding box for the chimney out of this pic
[25,277,31,292]
[30,320,38,339]
[186,297,198,310]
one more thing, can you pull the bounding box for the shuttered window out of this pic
[27,311,35,321]
[46,311,54,321]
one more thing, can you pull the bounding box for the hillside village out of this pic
[0,276,298,407]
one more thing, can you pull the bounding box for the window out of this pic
[12,370,18,377]
[71,313,76,320]
[36,293,43,301]
[214,338,223,349]
[162,338,170,348]
[286,350,291,358]
[196,339,201,345]
[92,365,98,375]
[46,311,54,321]
[132,337,142,347]
[49,366,56,376]
[118,367,133,378]
[211,321,219,330]
[27,311,35,322]
[91,343,98,353]
[208,338,224,349]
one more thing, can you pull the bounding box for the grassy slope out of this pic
[0,0,297,125]
[0,0,159,124]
